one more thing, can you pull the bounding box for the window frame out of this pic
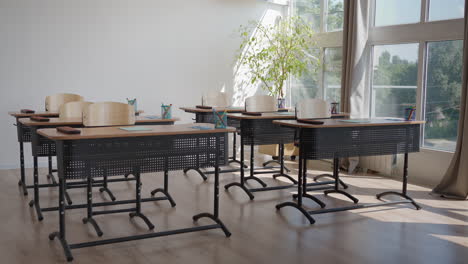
[368,0,464,153]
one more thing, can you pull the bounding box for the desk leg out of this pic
[18,142,28,195]
[129,167,155,230]
[276,143,316,224]
[273,143,298,184]
[28,156,43,221]
[183,137,208,181]
[313,173,349,189]
[83,168,103,237]
[228,132,248,168]
[99,170,116,202]
[324,158,359,204]
[224,134,255,200]
[244,142,267,187]
[49,141,73,262]
[151,169,177,207]
[194,135,231,237]
[299,157,326,208]
[47,155,57,184]
[376,153,421,210]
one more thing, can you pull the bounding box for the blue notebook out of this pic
[119,126,153,131]
[191,126,213,130]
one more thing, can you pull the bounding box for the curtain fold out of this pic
[433,0,468,199]
[340,0,371,173]
[340,0,370,118]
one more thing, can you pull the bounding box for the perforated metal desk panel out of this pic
[38,124,233,179]
[20,116,180,158]
[9,111,59,143]
[273,119,424,159]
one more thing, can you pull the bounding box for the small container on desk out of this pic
[212,109,227,129]
[127,98,138,115]
[405,107,416,121]
[331,102,339,114]
[161,104,172,119]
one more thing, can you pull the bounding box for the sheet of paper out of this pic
[144,115,161,120]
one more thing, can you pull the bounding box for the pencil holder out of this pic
[127,98,137,114]
[405,107,416,121]
[331,102,339,114]
[161,104,172,119]
[213,109,227,129]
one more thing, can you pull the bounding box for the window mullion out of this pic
[421,0,428,23]
[321,0,326,33]
[417,41,427,147]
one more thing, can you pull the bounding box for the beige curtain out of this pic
[341,0,370,118]
[433,1,468,199]
[340,0,371,172]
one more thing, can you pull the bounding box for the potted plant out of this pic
[236,16,320,108]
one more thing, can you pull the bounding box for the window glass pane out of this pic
[294,0,321,32]
[424,40,463,152]
[372,44,419,118]
[290,49,322,107]
[324,47,342,103]
[375,0,421,26]
[428,0,465,21]
[326,0,344,32]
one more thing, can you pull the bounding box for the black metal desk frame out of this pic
[223,117,337,201]
[26,121,175,221]
[15,116,59,195]
[48,131,231,262]
[276,124,422,224]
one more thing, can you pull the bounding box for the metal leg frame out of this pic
[129,168,155,230]
[99,170,116,202]
[18,142,28,195]
[228,132,248,168]
[225,136,334,201]
[244,142,268,187]
[47,155,57,184]
[150,169,177,207]
[282,153,420,223]
[376,153,421,210]
[263,159,291,173]
[51,137,231,262]
[82,166,104,237]
[276,147,317,225]
[28,157,43,221]
[272,144,297,184]
[323,158,359,204]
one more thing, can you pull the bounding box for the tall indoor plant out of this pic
[236,16,320,108]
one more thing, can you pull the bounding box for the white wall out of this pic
[0,0,286,169]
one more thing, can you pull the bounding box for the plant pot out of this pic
[277,98,286,109]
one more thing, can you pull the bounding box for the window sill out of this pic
[420,147,455,155]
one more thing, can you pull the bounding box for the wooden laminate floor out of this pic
[0,159,467,264]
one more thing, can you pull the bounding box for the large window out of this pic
[289,0,344,107]
[424,40,463,151]
[371,44,418,118]
[324,47,343,102]
[370,0,465,152]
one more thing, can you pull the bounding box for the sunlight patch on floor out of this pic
[430,234,468,248]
